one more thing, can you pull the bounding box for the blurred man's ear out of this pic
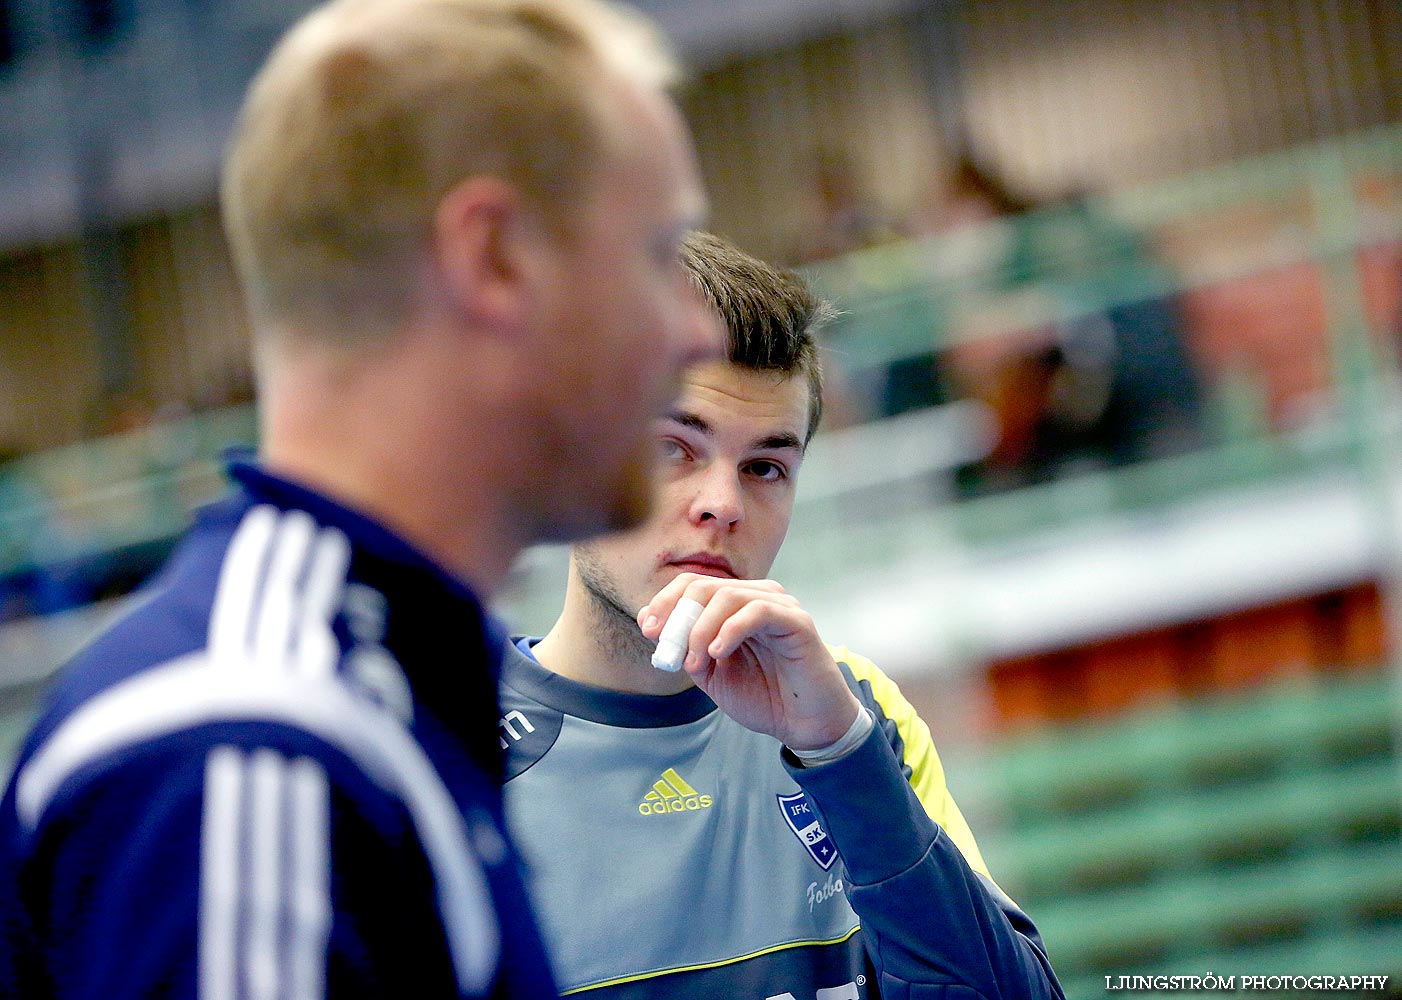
[433,176,552,335]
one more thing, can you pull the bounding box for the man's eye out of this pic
[747,460,786,482]
[659,439,687,460]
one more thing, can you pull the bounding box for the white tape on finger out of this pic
[651,597,705,672]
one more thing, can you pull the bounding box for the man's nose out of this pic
[689,465,743,529]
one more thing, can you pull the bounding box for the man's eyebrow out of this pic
[665,411,802,453]
[755,432,803,453]
[666,411,712,436]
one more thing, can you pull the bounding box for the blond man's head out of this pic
[220,0,680,342]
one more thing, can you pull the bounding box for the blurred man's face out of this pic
[531,77,722,541]
[574,359,812,620]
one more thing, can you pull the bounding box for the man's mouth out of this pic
[666,553,738,579]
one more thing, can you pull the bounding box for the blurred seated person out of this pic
[794,148,905,265]
[904,158,1206,492]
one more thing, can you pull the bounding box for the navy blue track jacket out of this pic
[0,459,558,999]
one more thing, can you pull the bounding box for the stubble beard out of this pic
[575,547,656,667]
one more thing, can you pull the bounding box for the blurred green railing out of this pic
[0,406,256,615]
[2,125,1399,623]
[976,671,1402,996]
[804,121,1402,376]
[792,122,1402,553]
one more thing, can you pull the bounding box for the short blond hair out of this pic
[221,0,680,341]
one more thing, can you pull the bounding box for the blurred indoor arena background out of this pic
[1,0,1400,993]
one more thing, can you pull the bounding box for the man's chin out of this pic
[546,458,654,542]
[600,462,655,534]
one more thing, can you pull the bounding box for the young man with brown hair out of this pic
[501,232,1063,998]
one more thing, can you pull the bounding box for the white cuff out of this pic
[789,707,874,766]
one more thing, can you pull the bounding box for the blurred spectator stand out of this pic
[0,404,255,623]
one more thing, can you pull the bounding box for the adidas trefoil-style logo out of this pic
[637,767,713,816]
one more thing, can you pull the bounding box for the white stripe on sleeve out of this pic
[252,512,317,671]
[200,746,247,1000]
[294,529,351,680]
[208,506,351,682]
[287,757,331,1000]
[245,749,287,1000]
[208,505,278,671]
[201,748,334,1000]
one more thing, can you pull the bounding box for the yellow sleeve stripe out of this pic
[827,644,992,879]
[559,925,863,994]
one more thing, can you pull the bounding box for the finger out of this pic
[707,601,816,662]
[639,575,787,638]
[638,573,720,637]
[674,590,747,672]
[685,589,802,666]
[651,596,707,673]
